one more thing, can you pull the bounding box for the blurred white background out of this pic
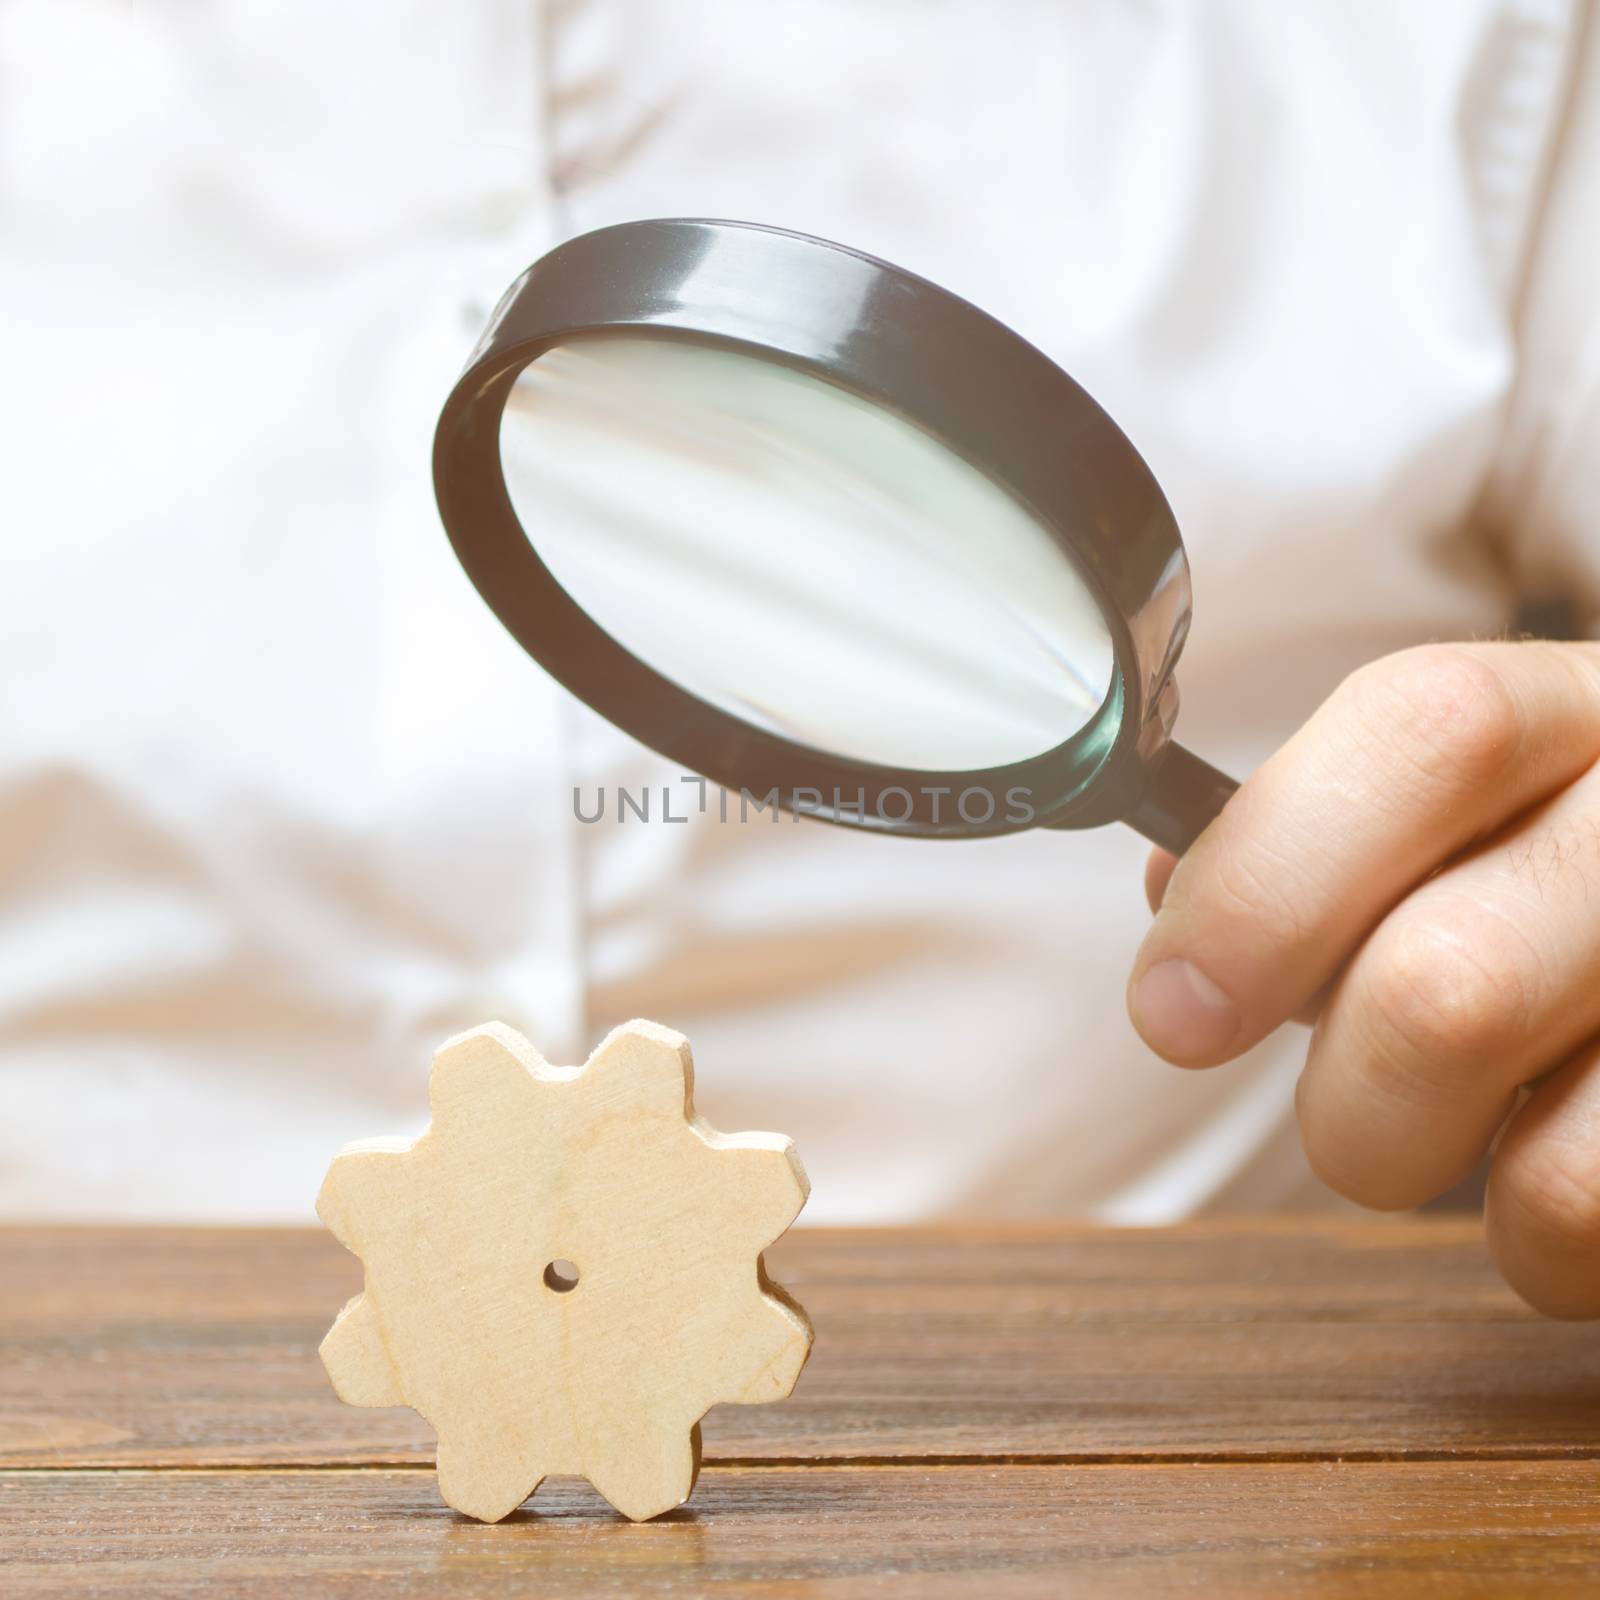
[3,0,1597,1221]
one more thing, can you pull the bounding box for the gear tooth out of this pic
[728,1273,814,1405]
[315,1167,350,1240]
[436,1436,543,1523]
[316,1138,411,1246]
[708,1135,809,1246]
[586,1423,701,1521]
[582,1020,693,1119]
[428,1022,545,1121]
[319,1294,403,1408]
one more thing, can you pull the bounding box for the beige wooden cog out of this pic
[315,1019,812,1522]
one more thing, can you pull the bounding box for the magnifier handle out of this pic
[1125,742,1239,856]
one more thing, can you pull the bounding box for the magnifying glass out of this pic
[433,218,1237,853]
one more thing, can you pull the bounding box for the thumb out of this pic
[1144,848,1179,914]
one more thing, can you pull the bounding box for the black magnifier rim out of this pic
[434,218,1192,840]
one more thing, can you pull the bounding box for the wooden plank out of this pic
[5,1461,1600,1596]
[5,1222,1600,1469]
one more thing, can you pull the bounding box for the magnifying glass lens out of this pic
[439,219,1235,848]
[500,335,1116,772]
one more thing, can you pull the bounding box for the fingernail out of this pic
[1130,957,1240,1062]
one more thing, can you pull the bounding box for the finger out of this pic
[1128,641,1600,1067]
[1146,846,1328,1028]
[1295,759,1600,1210]
[1486,1038,1600,1319]
[1145,849,1178,913]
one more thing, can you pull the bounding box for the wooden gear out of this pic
[315,1019,813,1522]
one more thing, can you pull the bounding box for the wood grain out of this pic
[8,1222,1600,1594]
[7,1461,1600,1597]
[5,1220,1600,1470]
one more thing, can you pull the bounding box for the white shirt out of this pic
[4,0,1598,1220]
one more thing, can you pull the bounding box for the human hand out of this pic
[1127,641,1600,1316]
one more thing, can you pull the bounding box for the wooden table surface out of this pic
[4,1219,1600,1594]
